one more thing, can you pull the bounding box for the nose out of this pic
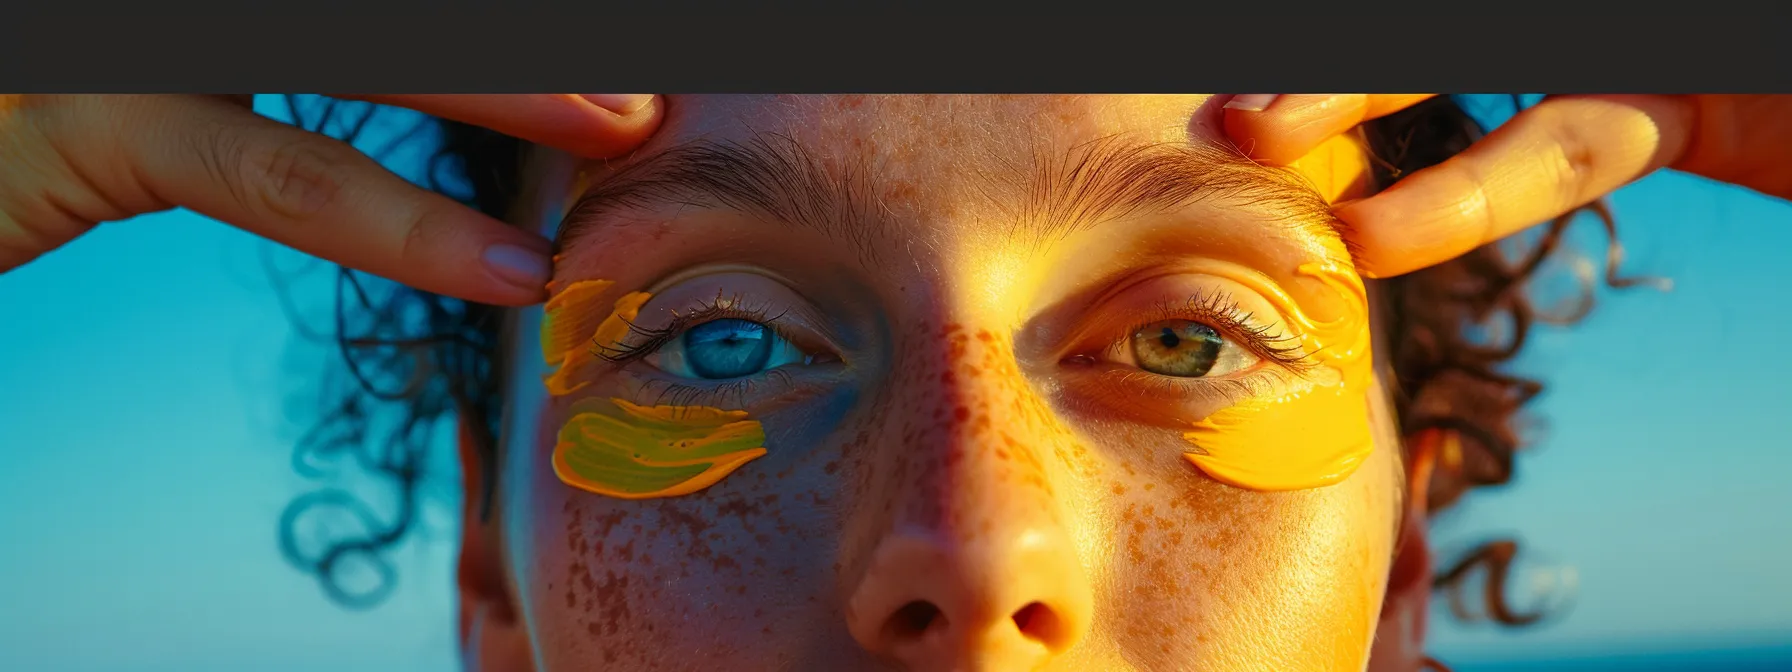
[848,522,1091,669]
[843,325,1093,669]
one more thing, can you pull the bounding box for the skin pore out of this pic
[463,95,1410,671]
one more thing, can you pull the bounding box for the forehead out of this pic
[660,94,1219,168]
[550,94,1351,296]
[560,95,1302,254]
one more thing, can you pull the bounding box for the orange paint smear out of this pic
[553,397,768,499]
[540,280,651,396]
[1182,262,1375,491]
[541,279,613,365]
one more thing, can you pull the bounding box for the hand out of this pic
[0,94,662,305]
[1223,94,1792,277]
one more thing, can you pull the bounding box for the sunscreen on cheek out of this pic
[1181,262,1375,491]
[539,280,767,498]
[553,398,767,499]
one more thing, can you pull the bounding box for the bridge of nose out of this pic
[838,322,1094,667]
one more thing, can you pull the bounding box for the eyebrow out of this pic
[557,132,1347,263]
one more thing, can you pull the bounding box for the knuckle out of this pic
[232,132,358,220]
[1531,111,1598,208]
[398,205,437,264]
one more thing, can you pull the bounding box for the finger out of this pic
[1338,94,1696,278]
[1671,94,1792,201]
[340,94,662,159]
[66,95,554,305]
[1224,94,1437,165]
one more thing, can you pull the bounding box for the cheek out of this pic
[503,395,859,667]
[1083,417,1399,670]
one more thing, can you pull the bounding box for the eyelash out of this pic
[593,292,794,365]
[593,290,1313,409]
[1099,290,1318,374]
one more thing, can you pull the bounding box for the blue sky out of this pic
[2,96,1789,671]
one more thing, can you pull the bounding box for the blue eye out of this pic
[648,318,814,380]
[685,319,773,378]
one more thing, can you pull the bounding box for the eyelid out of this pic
[600,298,798,365]
[578,269,837,361]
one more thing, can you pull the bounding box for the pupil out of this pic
[1158,327,1181,349]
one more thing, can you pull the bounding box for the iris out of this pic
[683,318,775,379]
[1131,320,1224,377]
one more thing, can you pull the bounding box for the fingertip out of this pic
[480,242,554,304]
[580,94,655,117]
[1224,94,1280,113]
[569,94,664,158]
[1221,98,1278,161]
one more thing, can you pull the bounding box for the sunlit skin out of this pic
[463,95,1410,671]
[1175,258,1372,491]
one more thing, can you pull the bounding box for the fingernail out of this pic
[481,243,552,292]
[581,94,655,116]
[1225,94,1280,113]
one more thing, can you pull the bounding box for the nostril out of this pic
[1011,601,1066,648]
[888,600,944,640]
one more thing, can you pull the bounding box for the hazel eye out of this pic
[647,318,814,380]
[1128,320,1260,378]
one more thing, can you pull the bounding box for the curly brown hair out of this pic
[273,94,1642,652]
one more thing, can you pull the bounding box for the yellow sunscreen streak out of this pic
[541,280,651,396]
[1287,133,1374,205]
[553,397,768,499]
[1181,261,1375,491]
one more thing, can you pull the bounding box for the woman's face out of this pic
[478,95,1406,671]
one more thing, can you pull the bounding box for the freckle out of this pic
[1144,483,1156,491]
[1112,482,1127,495]
[953,406,970,422]
[824,461,839,475]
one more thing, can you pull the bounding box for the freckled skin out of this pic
[479,96,1405,671]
